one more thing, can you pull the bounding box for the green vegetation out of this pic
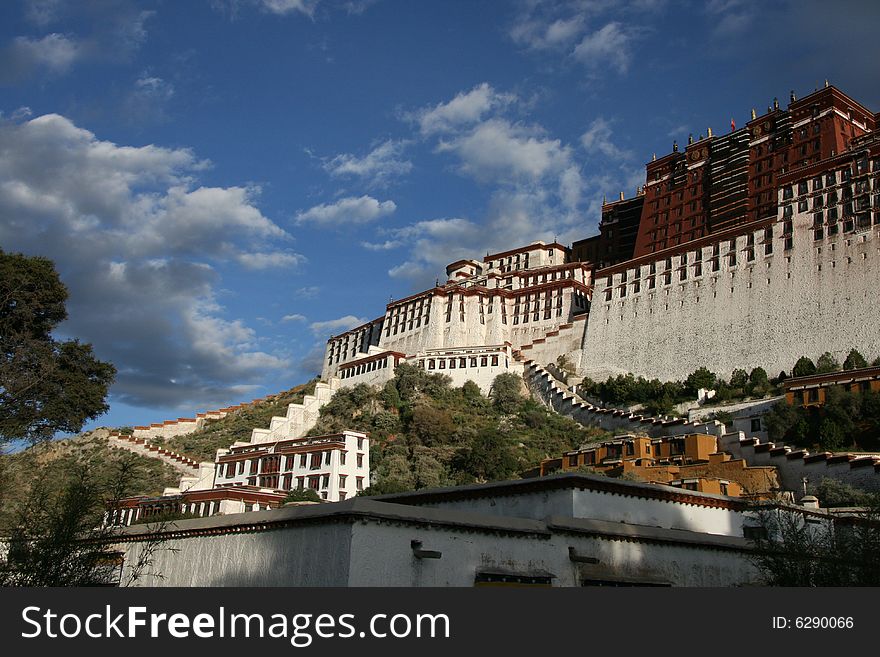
[578,366,778,416]
[156,380,318,462]
[0,249,115,444]
[764,386,880,451]
[843,349,869,371]
[305,364,609,495]
[0,432,181,532]
[283,488,322,503]
[814,478,875,508]
[0,438,182,586]
[792,356,817,377]
[750,500,880,586]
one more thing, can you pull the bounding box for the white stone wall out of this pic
[581,212,880,382]
[347,519,755,587]
[411,345,524,393]
[336,350,399,390]
[404,485,747,537]
[120,505,757,587]
[120,522,354,587]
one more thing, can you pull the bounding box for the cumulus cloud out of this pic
[122,73,175,124]
[295,195,396,227]
[510,14,586,51]
[310,315,367,336]
[412,83,516,136]
[322,139,412,186]
[508,2,654,76]
[281,313,307,322]
[260,0,316,15]
[571,22,635,74]
[0,33,81,82]
[361,239,402,251]
[384,217,485,288]
[24,0,65,27]
[437,118,574,183]
[0,112,293,408]
[235,250,305,270]
[580,117,632,160]
[293,285,321,298]
[211,0,317,18]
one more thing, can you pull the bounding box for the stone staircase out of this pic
[248,377,341,445]
[518,356,726,439]
[511,314,587,368]
[105,430,201,477]
[520,357,880,493]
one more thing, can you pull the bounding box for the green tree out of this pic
[410,404,456,446]
[0,250,116,443]
[792,356,817,378]
[0,457,169,586]
[729,369,749,389]
[816,352,841,374]
[749,501,880,586]
[843,349,868,371]
[748,367,770,396]
[490,372,524,414]
[684,367,716,396]
[452,428,518,482]
[283,488,321,503]
[461,380,483,403]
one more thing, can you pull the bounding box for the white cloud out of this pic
[510,14,586,50]
[571,22,635,74]
[281,313,307,322]
[322,139,412,186]
[236,250,305,269]
[384,217,485,287]
[24,0,63,27]
[122,73,175,124]
[212,0,318,17]
[310,315,368,336]
[295,195,396,227]
[437,118,573,183]
[0,112,292,408]
[294,285,321,298]
[413,83,516,136]
[361,239,402,251]
[260,0,316,15]
[0,33,81,82]
[580,117,632,160]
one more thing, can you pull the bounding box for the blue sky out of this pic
[1,0,878,432]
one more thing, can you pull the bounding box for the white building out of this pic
[115,473,771,587]
[213,430,369,501]
[323,240,592,393]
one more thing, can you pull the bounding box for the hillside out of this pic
[151,380,318,462]
[306,364,611,494]
[0,431,181,532]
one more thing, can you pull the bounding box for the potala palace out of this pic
[104,84,880,586]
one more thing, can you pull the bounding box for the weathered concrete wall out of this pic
[347,519,755,587]
[121,522,353,587]
[396,485,747,538]
[121,503,757,587]
[581,214,880,382]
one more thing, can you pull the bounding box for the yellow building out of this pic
[784,365,880,408]
[538,433,779,499]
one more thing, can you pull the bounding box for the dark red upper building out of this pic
[575,84,877,263]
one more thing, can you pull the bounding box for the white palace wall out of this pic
[580,211,880,382]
